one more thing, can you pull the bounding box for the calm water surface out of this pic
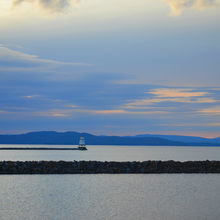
[1,145,220,220]
[0,174,220,220]
[0,144,220,161]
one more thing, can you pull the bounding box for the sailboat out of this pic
[78,136,87,150]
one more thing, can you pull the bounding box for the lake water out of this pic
[0,144,220,161]
[1,145,220,220]
[0,174,220,220]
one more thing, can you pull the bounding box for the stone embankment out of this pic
[0,160,220,174]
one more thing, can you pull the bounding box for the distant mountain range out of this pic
[134,134,220,144]
[0,131,220,146]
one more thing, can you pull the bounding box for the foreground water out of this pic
[0,174,219,220]
[1,145,219,220]
[0,144,220,161]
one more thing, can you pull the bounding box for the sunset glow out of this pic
[0,0,219,137]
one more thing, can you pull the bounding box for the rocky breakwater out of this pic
[0,160,220,174]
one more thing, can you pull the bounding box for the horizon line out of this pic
[0,130,219,139]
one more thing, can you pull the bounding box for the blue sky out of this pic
[0,0,220,137]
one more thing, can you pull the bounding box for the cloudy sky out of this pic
[0,0,220,137]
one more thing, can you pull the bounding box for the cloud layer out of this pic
[0,46,220,136]
[3,0,219,15]
[125,88,218,108]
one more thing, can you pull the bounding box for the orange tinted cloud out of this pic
[91,109,168,115]
[36,109,72,117]
[148,88,208,98]
[92,109,126,114]
[125,88,218,111]
[199,106,220,114]
[126,97,217,107]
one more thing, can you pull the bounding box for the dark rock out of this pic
[0,160,220,174]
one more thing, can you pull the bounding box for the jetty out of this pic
[0,160,220,174]
[0,147,84,150]
[0,136,87,151]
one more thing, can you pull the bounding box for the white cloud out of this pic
[164,0,219,16]
[22,95,40,99]
[0,45,88,68]
[11,0,80,13]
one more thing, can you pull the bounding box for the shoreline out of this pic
[0,160,220,174]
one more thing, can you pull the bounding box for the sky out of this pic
[0,0,220,137]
